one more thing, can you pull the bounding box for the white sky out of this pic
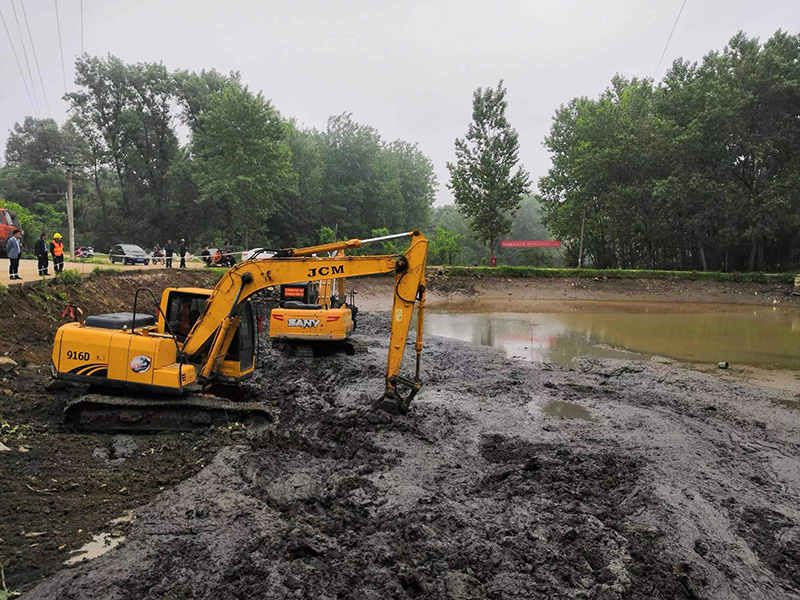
[1,0,798,206]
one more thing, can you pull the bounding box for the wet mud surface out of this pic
[16,313,800,599]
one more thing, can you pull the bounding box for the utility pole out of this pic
[577,210,586,268]
[65,162,76,262]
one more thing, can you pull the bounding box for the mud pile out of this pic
[23,315,800,599]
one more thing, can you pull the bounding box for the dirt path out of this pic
[0,258,206,286]
[19,314,800,599]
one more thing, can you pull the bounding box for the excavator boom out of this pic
[183,230,428,411]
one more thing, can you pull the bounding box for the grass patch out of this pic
[208,267,229,283]
[443,266,794,283]
[69,256,111,265]
[91,266,123,277]
[52,269,83,285]
[0,413,33,439]
[0,283,7,300]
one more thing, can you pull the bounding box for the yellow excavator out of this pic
[269,249,366,355]
[51,230,428,429]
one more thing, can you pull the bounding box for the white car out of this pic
[241,248,274,261]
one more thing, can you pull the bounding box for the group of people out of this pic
[152,239,236,268]
[5,230,65,280]
[199,241,236,268]
[153,239,188,269]
[5,231,239,281]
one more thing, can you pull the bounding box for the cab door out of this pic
[237,301,255,371]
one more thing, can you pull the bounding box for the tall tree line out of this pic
[539,31,800,272]
[0,55,436,252]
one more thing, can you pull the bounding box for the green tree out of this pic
[429,227,464,265]
[190,83,295,248]
[447,80,531,260]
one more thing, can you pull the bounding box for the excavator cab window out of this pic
[165,293,207,341]
[279,282,318,306]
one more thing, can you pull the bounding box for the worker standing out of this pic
[165,239,173,269]
[50,233,65,274]
[6,229,22,280]
[35,232,50,276]
[179,239,186,269]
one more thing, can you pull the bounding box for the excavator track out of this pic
[65,393,273,432]
[271,339,368,357]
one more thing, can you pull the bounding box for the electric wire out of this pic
[0,5,38,116]
[653,0,688,80]
[54,0,68,94]
[21,0,52,118]
[10,0,39,110]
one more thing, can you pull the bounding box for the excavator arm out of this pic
[182,230,428,412]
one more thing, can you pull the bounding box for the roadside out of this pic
[0,258,206,287]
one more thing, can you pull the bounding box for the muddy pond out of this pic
[421,299,800,373]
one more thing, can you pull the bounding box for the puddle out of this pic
[541,400,598,422]
[65,533,126,565]
[423,300,800,371]
[64,510,133,565]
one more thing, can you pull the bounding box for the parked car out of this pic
[75,246,95,259]
[241,248,274,261]
[109,244,150,265]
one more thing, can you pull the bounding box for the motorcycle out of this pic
[151,249,165,265]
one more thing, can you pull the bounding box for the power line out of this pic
[653,0,688,80]
[0,5,38,116]
[54,0,68,94]
[20,0,53,118]
[10,0,39,110]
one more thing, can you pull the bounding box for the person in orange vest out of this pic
[50,233,65,274]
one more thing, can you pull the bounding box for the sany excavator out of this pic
[51,230,428,429]
[269,248,366,355]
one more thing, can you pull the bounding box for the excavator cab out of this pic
[157,287,256,383]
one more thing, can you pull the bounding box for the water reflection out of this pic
[424,300,800,370]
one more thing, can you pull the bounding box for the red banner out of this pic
[500,240,561,248]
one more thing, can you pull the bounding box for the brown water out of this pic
[424,299,800,371]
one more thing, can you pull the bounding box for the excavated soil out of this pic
[2,271,800,599]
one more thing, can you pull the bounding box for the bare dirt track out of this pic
[2,272,800,599]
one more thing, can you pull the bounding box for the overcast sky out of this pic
[1,0,798,206]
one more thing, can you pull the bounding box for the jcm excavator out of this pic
[51,230,427,429]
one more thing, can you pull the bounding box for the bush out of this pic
[52,269,82,285]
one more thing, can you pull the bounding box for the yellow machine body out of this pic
[51,286,256,392]
[269,306,354,341]
[51,323,197,393]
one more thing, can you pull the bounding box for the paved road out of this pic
[0,258,205,286]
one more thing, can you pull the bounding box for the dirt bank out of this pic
[0,270,231,591]
[353,273,800,312]
[3,271,799,598]
[18,313,800,599]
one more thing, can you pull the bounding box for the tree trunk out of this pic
[756,237,765,272]
[747,240,757,272]
[698,243,707,272]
